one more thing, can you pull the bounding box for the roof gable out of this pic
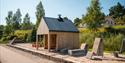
[37,18,49,35]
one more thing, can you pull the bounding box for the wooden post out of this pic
[56,35,58,51]
[43,35,45,48]
[36,35,38,50]
[48,34,50,51]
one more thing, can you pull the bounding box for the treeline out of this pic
[5,9,34,35]
[74,2,125,28]
[0,1,45,43]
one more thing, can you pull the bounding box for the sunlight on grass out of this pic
[112,25,125,29]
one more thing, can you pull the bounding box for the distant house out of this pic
[37,16,79,51]
[104,16,115,26]
[79,23,87,28]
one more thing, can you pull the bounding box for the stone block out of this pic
[68,43,88,56]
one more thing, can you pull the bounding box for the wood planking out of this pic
[50,32,79,50]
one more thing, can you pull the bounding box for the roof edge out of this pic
[49,30,79,33]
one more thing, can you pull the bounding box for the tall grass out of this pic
[79,27,125,51]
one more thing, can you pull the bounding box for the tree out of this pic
[30,26,36,42]
[5,11,14,35]
[74,18,81,27]
[109,2,125,25]
[35,1,45,29]
[115,15,125,25]
[4,25,13,36]
[12,9,22,30]
[5,11,13,25]
[109,2,125,18]
[123,15,125,23]
[21,13,33,30]
[63,17,68,20]
[0,25,4,32]
[0,25,4,39]
[83,0,105,30]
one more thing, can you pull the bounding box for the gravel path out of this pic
[0,45,56,63]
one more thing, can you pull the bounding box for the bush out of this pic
[79,28,91,33]
[105,26,125,35]
[0,37,7,41]
[14,30,32,42]
[0,36,9,44]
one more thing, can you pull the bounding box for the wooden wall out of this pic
[50,32,79,50]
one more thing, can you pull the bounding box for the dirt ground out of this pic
[0,45,56,63]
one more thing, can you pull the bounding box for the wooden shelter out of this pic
[36,16,79,51]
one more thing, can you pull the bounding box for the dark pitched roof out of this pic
[43,17,79,33]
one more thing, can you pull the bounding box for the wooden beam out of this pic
[48,34,50,51]
[43,35,45,49]
[56,35,58,51]
[36,35,38,50]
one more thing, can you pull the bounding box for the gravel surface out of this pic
[0,45,56,63]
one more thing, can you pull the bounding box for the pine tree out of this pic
[83,0,105,30]
[35,1,45,29]
[21,13,33,30]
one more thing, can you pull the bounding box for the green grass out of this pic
[112,25,125,29]
[88,48,111,53]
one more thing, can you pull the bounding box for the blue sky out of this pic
[0,0,125,25]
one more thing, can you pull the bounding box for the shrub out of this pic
[105,26,125,35]
[79,28,90,33]
[0,37,7,41]
[14,30,32,42]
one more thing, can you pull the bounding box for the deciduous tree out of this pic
[83,0,105,30]
[74,18,81,27]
